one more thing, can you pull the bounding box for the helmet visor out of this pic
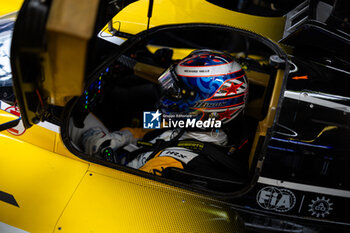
[158,65,181,99]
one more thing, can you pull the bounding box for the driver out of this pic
[81,49,249,179]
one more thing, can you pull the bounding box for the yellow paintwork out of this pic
[0,44,242,233]
[4,125,80,159]
[0,107,79,161]
[107,0,285,42]
[0,130,243,232]
[248,69,285,167]
[3,121,56,151]
[44,0,100,106]
[0,0,289,232]
[0,134,89,232]
[0,0,23,16]
[0,109,18,124]
[54,163,241,233]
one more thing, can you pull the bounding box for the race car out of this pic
[1,0,350,232]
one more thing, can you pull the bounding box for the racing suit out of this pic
[79,114,247,182]
[82,126,228,174]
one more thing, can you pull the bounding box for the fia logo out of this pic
[256,186,296,212]
[143,110,161,129]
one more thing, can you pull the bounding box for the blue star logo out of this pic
[143,110,161,129]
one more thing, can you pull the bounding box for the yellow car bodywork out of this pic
[0,132,242,232]
[0,0,287,232]
[0,0,22,16]
[106,0,285,42]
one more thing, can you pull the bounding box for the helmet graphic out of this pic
[158,49,248,124]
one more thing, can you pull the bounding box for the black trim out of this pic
[0,190,19,207]
[10,0,52,128]
[113,31,135,39]
[233,204,350,231]
[0,117,21,132]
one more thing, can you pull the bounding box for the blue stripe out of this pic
[268,145,296,152]
[271,137,333,149]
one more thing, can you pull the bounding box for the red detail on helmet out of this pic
[204,75,245,101]
[223,82,244,96]
[193,102,244,110]
[212,59,221,63]
[205,92,246,101]
[218,109,238,121]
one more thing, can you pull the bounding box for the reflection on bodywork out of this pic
[284,91,350,113]
[0,19,13,83]
[0,18,14,103]
[271,137,333,150]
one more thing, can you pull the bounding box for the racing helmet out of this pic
[158,49,248,124]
